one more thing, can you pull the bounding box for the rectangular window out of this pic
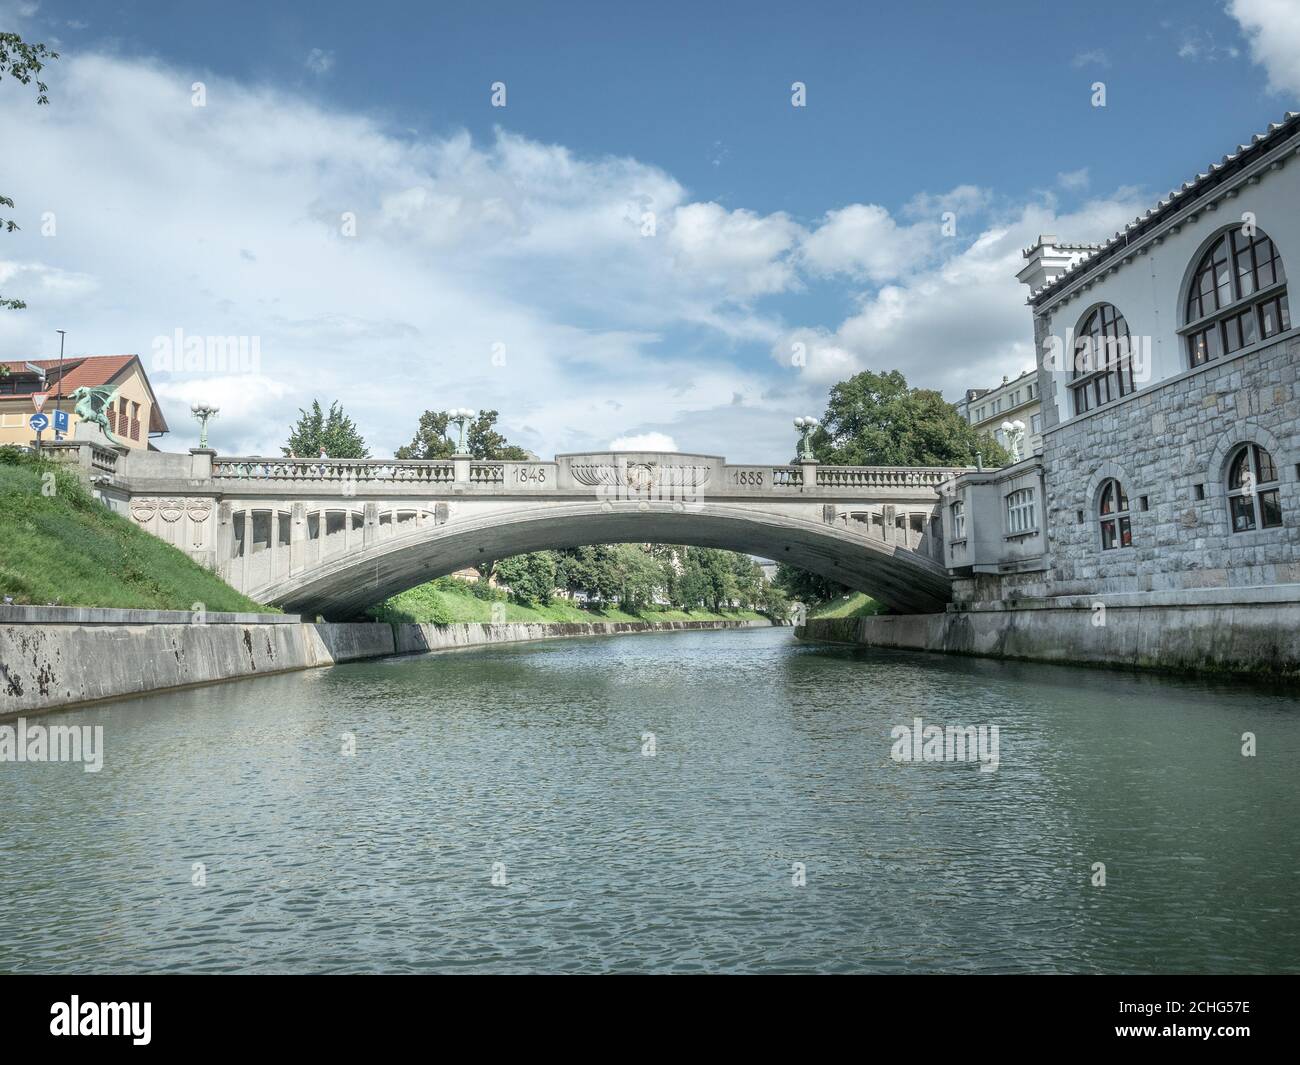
[1006,488,1036,535]
[1260,488,1283,529]
[1259,294,1291,338]
[951,501,965,540]
[1031,413,1042,433]
[1230,494,1256,532]
[1073,382,1092,414]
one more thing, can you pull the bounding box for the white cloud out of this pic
[607,432,678,452]
[305,48,335,76]
[1057,167,1090,191]
[902,184,991,221]
[773,190,1153,393]
[665,202,803,298]
[1173,24,1241,63]
[799,204,935,283]
[1229,0,1300,94]
[0,51,805,460]
[1071,49,1109,68]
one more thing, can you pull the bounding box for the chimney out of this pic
[1017,234,1093,294]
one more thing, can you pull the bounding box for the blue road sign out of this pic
[53,409,69,433]
[28,412,49,432]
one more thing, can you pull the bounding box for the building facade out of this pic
[0,354,168,450]
[946,110,1300,606]
[955,369,1044,457]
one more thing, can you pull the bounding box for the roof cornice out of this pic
[1029,111,1300,313]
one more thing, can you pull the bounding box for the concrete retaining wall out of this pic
[1,616,777,717]
[796,597,1300,677]
[392,617,772,653]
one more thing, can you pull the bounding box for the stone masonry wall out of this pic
[1041,332,1300,597]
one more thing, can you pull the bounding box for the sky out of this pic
[1,0,1298,460]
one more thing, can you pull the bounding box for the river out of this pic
[1,626,1297,973]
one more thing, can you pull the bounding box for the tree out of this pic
[613,544,662,611]
[774,562,846,605]
[729,553,765,609]
[812,369,1012,468]
[396,408,529,460]
[283,400,369,458]
[494,552,557,606]
[1,33,58,311]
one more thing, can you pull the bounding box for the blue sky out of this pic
[1,0,1297,459]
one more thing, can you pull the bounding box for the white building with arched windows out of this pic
[945,110,1300,620]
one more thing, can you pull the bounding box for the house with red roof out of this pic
[0,354,169,449]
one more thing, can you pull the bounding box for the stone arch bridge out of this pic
[59,445,965,619]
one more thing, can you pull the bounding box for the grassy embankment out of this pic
[807,591,888,619]
[0,448,269,612]
[369,575,769,625]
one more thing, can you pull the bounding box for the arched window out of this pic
[1184,228,1289,367]
[1098,478,1132,550]
[1226,443,1282,532]
[1072,304,1137,415]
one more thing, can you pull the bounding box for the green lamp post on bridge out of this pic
[191,402,219,450]
[793,415,819,465]
[447,407,474,455]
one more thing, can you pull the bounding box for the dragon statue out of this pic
[68,385,124,445]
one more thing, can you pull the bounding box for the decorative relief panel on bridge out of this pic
[569,459,712,492]
[128,496,213,551]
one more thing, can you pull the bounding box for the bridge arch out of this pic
[248,497,953,620]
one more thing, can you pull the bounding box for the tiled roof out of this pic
[1029,110,1300,303]
[0,354,169,433]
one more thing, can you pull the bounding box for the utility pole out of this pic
[55,330,66,412]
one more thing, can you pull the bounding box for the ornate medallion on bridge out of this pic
[570,460,711,494]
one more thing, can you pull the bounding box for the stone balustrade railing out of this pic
[182,454,965,495]
[814,466,957,488]
[39,440,121,478]
[212,458,456,483]
[469,463,504,484]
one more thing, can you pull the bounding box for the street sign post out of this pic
[28,411,49,454]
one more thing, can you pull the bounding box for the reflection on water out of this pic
[1,626,1297,973]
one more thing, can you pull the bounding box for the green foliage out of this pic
[812,369,1012,468]
[395,408,529,460]
[0,447,269,611]
[369,572,766,625]
[774,562,848,606]
[283,400,369,458]
[1,33,58,311]
[371,545,785,623]
[494,551,557,606]
[808,591,887,619]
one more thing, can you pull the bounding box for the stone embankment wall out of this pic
[796,588,1300,677]
[0,607,776,717]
